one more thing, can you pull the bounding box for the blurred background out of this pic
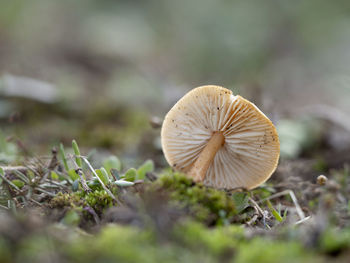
[1,0,350,171]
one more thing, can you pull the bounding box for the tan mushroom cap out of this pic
[161,85,280,190]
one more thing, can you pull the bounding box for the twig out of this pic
[39,183,62,189]
[295,215,311,225]
[249,197,264,216]
[110,169,118,181]
[249,197,271,229]
[145,172,158,182]
[0,204,9,210]
[0,166,28,173]
[47,147,58,171]
[76,168,91,193]
[29,198,43,206]
[42,179,68,187]
[246,214,259,226]
[14,170,30,184]
[36,187,57,197]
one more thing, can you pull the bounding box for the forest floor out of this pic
[0,117,350,263]
[1,1,350,262]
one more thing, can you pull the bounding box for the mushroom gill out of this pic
[161,85,280,190]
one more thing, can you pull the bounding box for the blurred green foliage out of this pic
[3,218,348,263]
[0,131,18,164]
[277,117,323,159]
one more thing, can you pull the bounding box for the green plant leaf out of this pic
[231,192,249,214]
[111,169,120,180]
[72,179,79,192]
[27,170,35,181]
[266,200,283,222]
[59,143,69,171]
[72,140,82,167]
[103,155,122,175]
[11,179,24,189]
[51,171,59,180]
[87,178,101,190]
[114,180,134,187]
[95,168,109,185]
[137,159,154,180]
[14,170,29,183]
[0,167,4,184]
[101,167,111,183]
[68,169,79,181]
[124,168,137,182]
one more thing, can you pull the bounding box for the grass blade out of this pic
[59,143,70,171]
[72,140,82,167]
[266,200,283,222]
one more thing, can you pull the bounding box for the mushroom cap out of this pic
[161,85,280,190]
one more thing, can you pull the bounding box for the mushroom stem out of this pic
[188,131,225,182]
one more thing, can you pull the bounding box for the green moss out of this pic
[236,238,320,263]
[320,227,350,255]
[50,192,86,209]
[67,225,158,263]
[51,189,117,219]
[149,172,237,225]
[82,190,115,213]
[63,220,323,263]
[16,235,55,263]
[173,220,243,256]
[0,237,11,263]
[66,221,232,263]
[11,179,25,189]
[0,215,339,263]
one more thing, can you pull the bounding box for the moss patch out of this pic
[148,172,238,225]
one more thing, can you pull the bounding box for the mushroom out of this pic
[161,85,280,189]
